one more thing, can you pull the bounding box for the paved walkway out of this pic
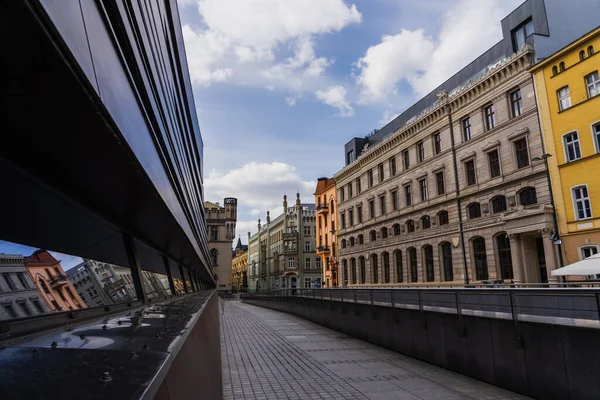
[221,301,530,400]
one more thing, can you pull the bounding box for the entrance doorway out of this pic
[536,237,548,284]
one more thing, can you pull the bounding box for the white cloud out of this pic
[315,85,354,117]
[356,0,524,102]
[379,108,400,126]
[285,96,297,106]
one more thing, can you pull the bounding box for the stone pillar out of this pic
[508,234,525,284]
[541,229,559,283]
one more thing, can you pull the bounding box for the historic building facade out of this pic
[0,253,49,320]
[247,194,320,292]
[205,198,237,293]
[532,27,600,268]
[314,177,340,287]
[231,237,248,292]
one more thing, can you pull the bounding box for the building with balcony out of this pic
[531,26,600,269]
[25,250,85,312]
[314,177,340,287]
[0,253,49,320]
[205,198,237,293]
[231,237,248,292]
[247,194,320,292]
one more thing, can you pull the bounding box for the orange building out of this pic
[26,250,86,312]
[314,177,339,287]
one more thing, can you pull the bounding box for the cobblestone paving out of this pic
[221,301,531,400]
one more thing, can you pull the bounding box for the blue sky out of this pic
[180,0,524,243]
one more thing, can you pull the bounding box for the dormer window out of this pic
[512,18,534,52]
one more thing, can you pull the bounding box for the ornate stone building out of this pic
[231,237,248,292]
[0,253,49,320]
[247,194,320,292]
[205,198,237,293]
[314,177,340,287]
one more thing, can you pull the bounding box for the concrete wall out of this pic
[244,296,600,400]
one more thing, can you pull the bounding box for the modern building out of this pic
[531,26,600,268]
[314,177,340,287]
[25,250,86,312]
[247,194,320,292]
[334,0,600,286]
[0,253,49,320]
[231,237,248,292]
[205,198,238,293]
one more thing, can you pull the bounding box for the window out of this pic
[380,195,386,215]
[349,237,355,246]
[392,190,399,211]
[390,157,397,176]
[423,246,434,282]
[519,187,538,206]
[403,149,410,170]
[350,258,357,284]
[378,163,384,182]
[381,227,388,239]
[371,254,379,284]
[436,171,445,195]
[593,122,600,153]
[491,196,507,213]
[488,150,501,178]
[304,278,311,288]
[3,304,17,318]
[497,234,513,280]
[359,257,366,284]
[589,46,595,56]
[356,177,362,194]
[304,225,310,235]
[586,71,600,98]
[288,258,295,269]
[438,210,449,226]
[514,138,530,168]
[347,150,355,165]
[408,248,418,282]
[581,246,598,260]
[395,250,403,283]
[419,179,428,201]
[510,89,523,117]
[405,184,412,206]
[559,62,565,71]
[563,132,582,162]
[421,215,431,230]
[368,170,374,187]
[573,185,592,220]
[580,50,586,61]
[341,213,346,229]
[441,242,453,281]
[357,234,364,245]
[465,160,476,186]
[348,183,353,198]
[473,237,489,281]
[305,258,311,269]
[17,273,29,289]
[433,132,441,155]
[557,86,571,111]
[357,205,363,223]
[19,302,32,317]
[349,209,354,226]
[3,274,16,291]
[31,299,44,314]
[339,187,345,202]
[370,230,376,242]
[210,249,218,266]
[467,203,481,219]
[369,200,375,219]
[511,18,533,51]
[462,117,472,141]
[316,258,321,269]
[210,226,218,241]
[406,220,415,233]
[417,141,425,163]
[304,241,311,251]
[552,66,558,76]
[484,104,496,130]
[393,224,401,236]
[383,252,390,283]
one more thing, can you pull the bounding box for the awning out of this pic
[551,253,600,276]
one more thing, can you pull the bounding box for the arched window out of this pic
[394,250,403,283]
[467,203,481,219]
[472,237,489,280]
[497,233,513,280]
[588,45,595,56]
[406,220,415,233]
[423,245,434,282]
[381,227,388,239]
[359,257,366,284]
[341,239,347,249]
[369,230,377,242]
[371,254,379,283]
[519,187,538,206]
[421,215,431,230]
[559,61,565,71]
[330,201,335,214]
[349,237,355,246]
[350,258,357,284]
[408,248,418,282]
[438,210,449,226]
[39,279,51,294]
[491,196,507,213]
[552,66,558,76]
[393,224,401,236]
[382,252,390,283]
[342,259,348,286]
[580,50,586,61]
[210,249,218,266]
[357,234,364,245]
[440,242,453,281]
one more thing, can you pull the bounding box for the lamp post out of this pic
[532,153,565,275]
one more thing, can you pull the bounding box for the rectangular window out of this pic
[369,200,375,218]
[304,278,311,288]
[349,209,354,226]
[417,141,425,163]
[357,205,363,223]
[19,302,32,317]
[403,149,410,170]
[210,227,218,241]
[380,195,386,215]
[356,177,362,194]
[339,187,345,202]
[435,172,445,195]
[514,138,530,168]
[347,150,355,165]
[304,241,311,251]
[404,185,412,206]
[368,170,374,187]
[419,179,428,201]
[305,258,310,269]
[316,258,321,269]
[465,160,476,186]
[288,258,295,269]
[564,132,582,162]
[512,18,534,52]
[392,191,399,210]
[488,150,501,178]
[433,133,441,155]
[573,186,592,220]
[31,299,44,314]
[341,213,346,229]
[378,163,384,182]
[594,123,600,154]
[17,273,29,289]
[3,274,15,291]
[3,304,17,318]
[462,118,472,141]
[557,86,571,111]
[484,104,496,130]
[348,183,353,198]
[586,71,600,98]
[390,157,397,176]
[510,89,523,117]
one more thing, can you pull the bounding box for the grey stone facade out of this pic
[206,198,238,293]
[0,254,49,320]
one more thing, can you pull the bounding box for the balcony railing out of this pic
[316,204,329,214]
[316,245,330,254]
[49,274,69,288]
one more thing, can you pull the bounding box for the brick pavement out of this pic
[221,301,530,400]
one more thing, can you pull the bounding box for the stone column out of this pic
[541,229,560,283]
[508,233,525,283]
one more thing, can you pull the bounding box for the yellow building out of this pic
[231,237,248,292]
[532,27,600,269]
[314,177,340,287]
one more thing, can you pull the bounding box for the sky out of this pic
[181,0,524,244]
